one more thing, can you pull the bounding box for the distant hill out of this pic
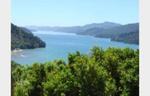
[82,22,121,30]
[111,31,139,44]
[78,27,105,36]
[26,22,139,44]
[79,23,139,44]
[27,22,121,33]
[95,23,139,37]
[11,24,46,50]
[79,23,138,35]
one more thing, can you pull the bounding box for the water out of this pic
[11,31,139,64]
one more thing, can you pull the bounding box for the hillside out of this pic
[79,23,138,36]
[82,21,121,30]
[26,22,139,44]
[112,31,139,44]
[79,23,139,44]
[95,23,139,37]
[27,22,121,33]
[11,24,46,50]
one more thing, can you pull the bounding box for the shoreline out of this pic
[11,49,23,53]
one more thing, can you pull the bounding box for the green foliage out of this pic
[12,47,139,96]
[11,24,46,50]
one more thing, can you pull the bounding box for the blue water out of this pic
[11,31,139,64]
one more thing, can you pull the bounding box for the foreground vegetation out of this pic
[11,47,139,96]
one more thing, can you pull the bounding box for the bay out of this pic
[11,31,139,64]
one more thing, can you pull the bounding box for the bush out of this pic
[12,47,139,96]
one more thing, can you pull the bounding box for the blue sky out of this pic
[12,0,138,26]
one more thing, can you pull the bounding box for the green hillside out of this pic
[11,24,46,50]
[112,31,139,44]
[79,23,139,44]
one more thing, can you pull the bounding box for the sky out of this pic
[12,0,139,26]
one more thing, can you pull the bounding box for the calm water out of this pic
[11,31,139,64]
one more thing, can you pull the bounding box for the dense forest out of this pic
[11,47,139,96]
[11,24,46,50]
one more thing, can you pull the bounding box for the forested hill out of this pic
[11,24,46,50]
[78,23,139,44]
[112,31,139,44]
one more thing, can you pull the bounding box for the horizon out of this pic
[12,0,138,26]
[24,21,139,28]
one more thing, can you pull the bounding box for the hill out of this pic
[95,23,139,37]
[82,21,121,30]
[11,24,46,50]
[27,22,121,33]
[79,23,139,44]
[112,31,139,44]
[26,22,139,44]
